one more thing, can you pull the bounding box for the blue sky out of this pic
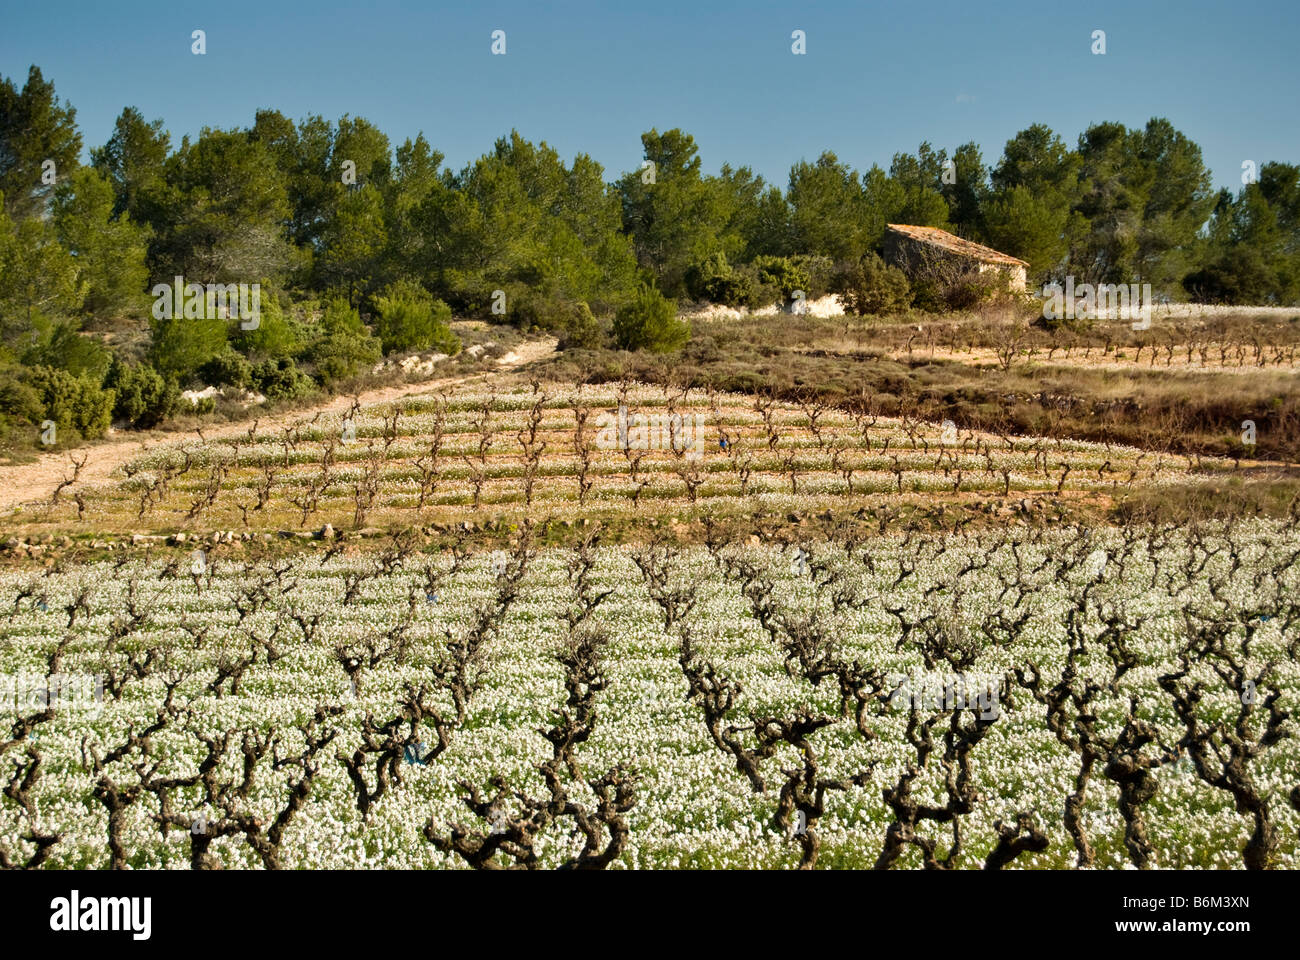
[2,0,1296,192]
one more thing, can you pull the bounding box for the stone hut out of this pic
[883,224,1028,292]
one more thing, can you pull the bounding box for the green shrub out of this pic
[684,253,726,301]
[192,395,217,416]
[306,299,382,386]
[683,253,760,307]
[319,297,363,338]
[230,289,302,362]
[787,255,835,299]
[147,313,228,381]
[23,321,112,380]
[24,365,114,441]
[0,373,43,424]
[558,301,603,351]
[1183,248,1276,305]
[832,253,914,315]
[505,289,571,332]
[313,349,378,387]
[907,275,943,313]
[752,255,811,303]
[197,351,252,389]
[439,281,498,320]
[252,357,314,401]
[613,283,690,353]
[0,371,44,447]
[371,280,459,355]
[718,272,764,308]
[105,358,180,429]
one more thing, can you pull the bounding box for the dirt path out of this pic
[0,338,557,512]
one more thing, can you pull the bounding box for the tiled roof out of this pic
[886,224,1029,267]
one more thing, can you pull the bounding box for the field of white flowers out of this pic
[2,518,1297,869]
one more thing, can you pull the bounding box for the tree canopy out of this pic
[0,63,1295,450]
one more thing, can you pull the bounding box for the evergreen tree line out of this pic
[2,65,1297,447]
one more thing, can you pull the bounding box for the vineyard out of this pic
[5,380,1257,543]
[2,512,1298,869]
[2,379,1298,870]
